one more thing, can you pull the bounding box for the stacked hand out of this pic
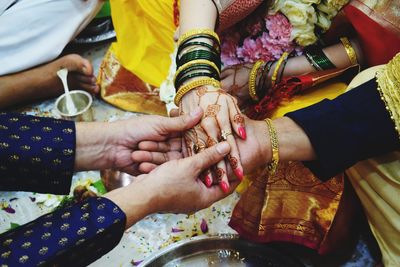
[179,85,247,192]
[132,114,271,177]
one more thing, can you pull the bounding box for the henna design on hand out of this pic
[216,168,225,182]
[228,155,238,170]
[233,114,245,125]
[196,86,208,97]
[205,104,221,118]
[206,136,217,147]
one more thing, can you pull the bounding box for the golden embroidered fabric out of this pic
[376,53,400,139]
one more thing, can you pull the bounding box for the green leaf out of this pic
[92,180,107,195]
[10,222,20,229]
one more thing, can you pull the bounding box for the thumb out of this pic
[162,107,203,132]
[188,142,230,173]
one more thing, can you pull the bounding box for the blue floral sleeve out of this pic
[0,197,126,266]
[0,112,75,194]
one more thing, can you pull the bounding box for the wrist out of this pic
[254,120,272,169]
[74,121,114,171]
[104,178,157,228]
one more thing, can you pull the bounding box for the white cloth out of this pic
[0,0,17,15]
[0,0,102,75]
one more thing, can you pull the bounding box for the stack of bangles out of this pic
[174,29,222,105]
[248,52,289,102]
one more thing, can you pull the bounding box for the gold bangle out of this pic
[177,29,220,47]
[248,60,264,101]
[340,37,358,65]
[264,118,279,175]
[271,52,289,87]
[174,59,221,84]
[174,78,221,105]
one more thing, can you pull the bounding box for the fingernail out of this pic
[190,107,202,117]
[204,175,212,187]
[82,66,87,73]
[216,142,230,154]
[234,168,244,181]
[238,127,247,140]
[220,181,229,193]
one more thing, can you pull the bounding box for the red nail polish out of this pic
[234,168,244,181]
[238,127,247,140]
[220,181,229,193]
[204,175,212,188]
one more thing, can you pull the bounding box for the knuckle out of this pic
[201,118,215,130]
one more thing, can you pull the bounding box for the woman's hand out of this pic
[180,86,246,192]
[133,116,272,175]
[220,63,253,105]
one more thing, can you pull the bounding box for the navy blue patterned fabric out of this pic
[0,112,75,194]
[286,79,400,180]
[0,197,126,266]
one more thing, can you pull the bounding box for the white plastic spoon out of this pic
[57,68,77,115]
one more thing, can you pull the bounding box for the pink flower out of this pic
[220,11,301,66]
[221,31,241,67]
[266,13,292,41]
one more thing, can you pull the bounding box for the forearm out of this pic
[0,67,62,109]
[179,0,217,34]
[286,79,400,179]
[280,38,364,78]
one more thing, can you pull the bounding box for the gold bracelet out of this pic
[271,52,289,87]
[248,60,264,101]
[264,118,279,175]
[174,59,221,84]
[174,78,221,105]
[340,37,358,65]
[177,29,220,47]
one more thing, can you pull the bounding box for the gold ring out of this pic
[193,142,206,154]
[220,130,233,141]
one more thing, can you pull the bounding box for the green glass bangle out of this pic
[175,72,220,90]
[177,50,221,70]
[177,41,218,57]
[178,34,220,53]
[174,65,219,88]
[304,46,336,70]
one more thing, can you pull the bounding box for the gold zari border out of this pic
[376,53,400,139]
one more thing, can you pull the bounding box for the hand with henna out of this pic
[179,85,247,193]
[131,116,273,176]
[220,63,255,106]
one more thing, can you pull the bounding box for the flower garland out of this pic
[270,0,350,46]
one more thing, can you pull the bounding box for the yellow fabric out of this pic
[236,80,347,193]
[347,153,400,267]
[109,0,176,87]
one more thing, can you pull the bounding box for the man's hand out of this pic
[105,142,239,227]
[132,116,272,175]
[74,108,203,174]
